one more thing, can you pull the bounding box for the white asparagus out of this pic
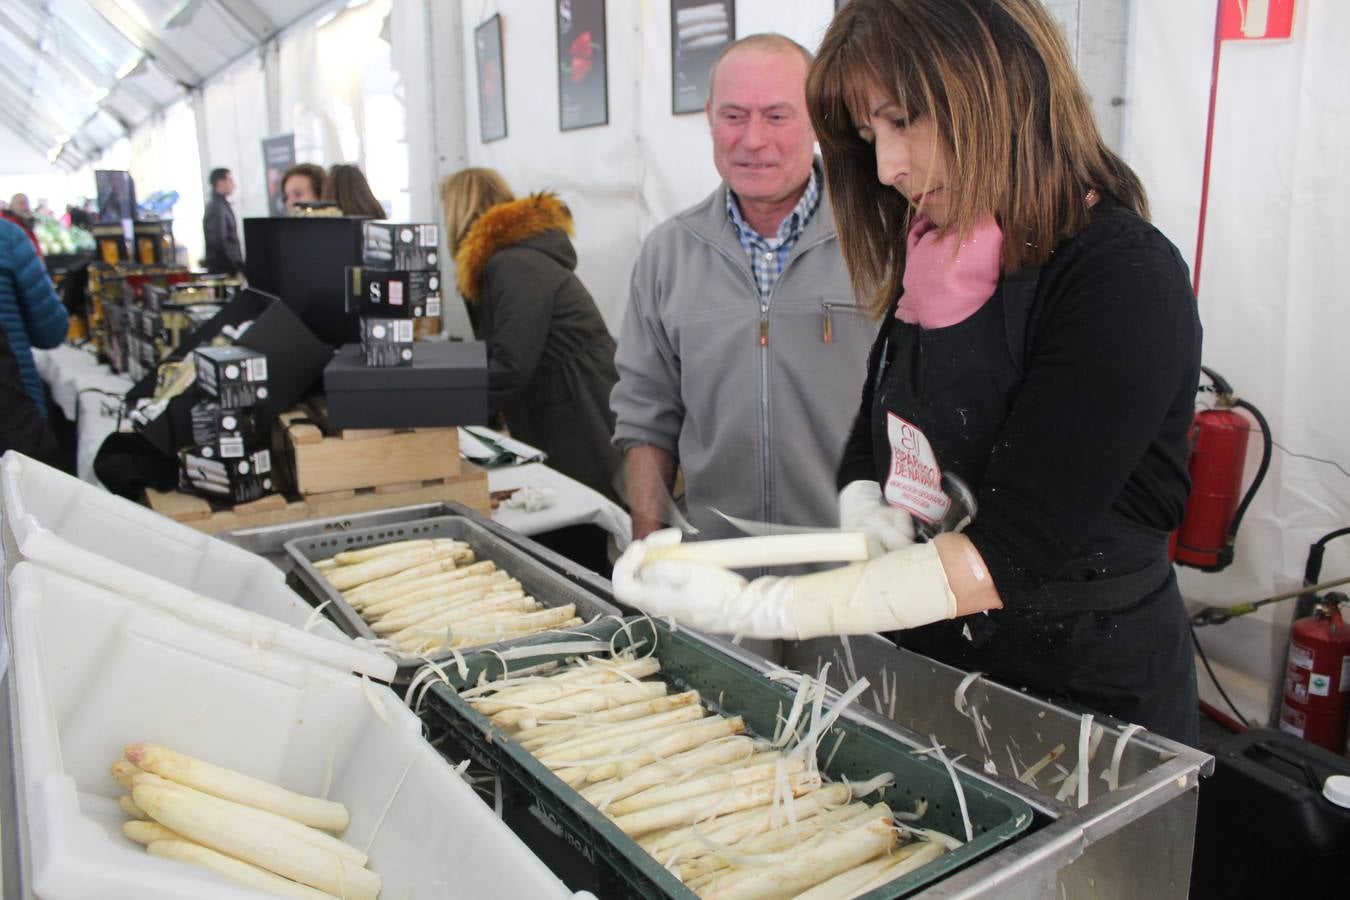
[699,815,896,900]
[374,587,525,634]
[363,572,515,621]
[339,555,469,598]
[112,758,143,789]
[535,707,709,762]
[331,539,436,565]
[374,591,529,635]
[133,782,379,900]
[583,716,748,782]
[120,794,148,819]
[796,839,945,900]
[348,561,498,609]
[502,683,675,730]
[457,616,585,649]
[515,690,701,743]
[147,839,341,900]
[125,742,349,832]
[131,773,366,866]
[324,547,459,591]
[643,533,869,570]
[674,801,880,881]
[471,657,661,705]
[608,758,805,816]
[581,738,760,806]
[397,602,565,645]
[314,559,337,571]
[642,783,852,857]
[612,771,823,837]
[124,819,183,845]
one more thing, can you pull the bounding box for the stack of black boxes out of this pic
[178,345,274,503]
[346,223,441,367]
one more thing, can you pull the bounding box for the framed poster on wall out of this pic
[671,0,735,114]
[475,14,507,143]
[557,0,608,130]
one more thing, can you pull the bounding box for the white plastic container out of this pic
[8,562,574,899]
[0,452,387,677]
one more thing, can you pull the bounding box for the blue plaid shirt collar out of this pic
[726,163,822,302]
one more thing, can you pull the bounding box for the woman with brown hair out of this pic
[322,164,385,218]
[612,0,1201,744]
[441,167,622,509]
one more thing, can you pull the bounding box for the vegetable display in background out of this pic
[310,537,586,655]
[113,742,379,899]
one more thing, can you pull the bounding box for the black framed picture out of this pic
[670,0,735,115]
[475,14,507,143]
[557,0,608,131]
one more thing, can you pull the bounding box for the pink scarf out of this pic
[897,215,1004,328]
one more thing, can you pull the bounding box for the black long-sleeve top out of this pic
[838,204,1202,606]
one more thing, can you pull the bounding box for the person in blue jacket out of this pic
[0,217,69,419]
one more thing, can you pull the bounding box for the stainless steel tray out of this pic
[283,514,622,683]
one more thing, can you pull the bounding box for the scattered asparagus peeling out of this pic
[462,644,960,898]
[114,742,378,898]
[308,538,586,655]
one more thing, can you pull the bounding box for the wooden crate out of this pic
[144,462,490,536]
[281,408,461,496]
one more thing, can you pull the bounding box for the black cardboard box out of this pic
[323,341,488,430]
[126,288,333,456]
[178,446,274,504]
[243,216,365,346]
[362,222,440,271]
[344,268,441,319]
[194,345,269,407]
[189,401,262,458]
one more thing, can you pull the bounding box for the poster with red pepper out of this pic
[557,0,608,130]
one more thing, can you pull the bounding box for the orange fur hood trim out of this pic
[454,192,574,301]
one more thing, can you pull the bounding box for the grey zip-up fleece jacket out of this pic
[611,178,876,541]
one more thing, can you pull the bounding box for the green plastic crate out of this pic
[423,618,1033,898]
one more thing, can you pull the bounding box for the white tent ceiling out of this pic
[0,0,334,173]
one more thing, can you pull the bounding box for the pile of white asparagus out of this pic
[113,742,379,899]
[310,538,583,655]
[463,652,957,899]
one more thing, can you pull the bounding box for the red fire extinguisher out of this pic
[1278,598,1350,753]
[1170,367,1272,571]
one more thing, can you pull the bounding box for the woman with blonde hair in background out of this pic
[442,168,623,552]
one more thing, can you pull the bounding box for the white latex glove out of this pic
[839,480,916,558]
[611,528,956,640]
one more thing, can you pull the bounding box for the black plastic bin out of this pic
[1191,727,1350,899]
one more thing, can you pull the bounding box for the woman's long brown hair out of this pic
[807,0,1148,318]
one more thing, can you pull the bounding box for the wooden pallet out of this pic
[144,462,490,536]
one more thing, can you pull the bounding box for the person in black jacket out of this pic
[203,168,244,275]
[611,0,1202,745]
[442,168,622,506]
[0,323,60,465]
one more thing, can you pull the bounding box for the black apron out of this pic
[868,271,1199,746]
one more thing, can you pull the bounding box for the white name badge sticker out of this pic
[884,412,952,525]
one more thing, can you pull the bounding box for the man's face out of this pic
[10,194,30,217]
[706,47,816,208]
[283,174,318,212]
[218,174,236,197]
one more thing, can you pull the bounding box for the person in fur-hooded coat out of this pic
[446,170,621,502]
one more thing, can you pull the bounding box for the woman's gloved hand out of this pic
[610,528,959,640]
[838,480,916,557]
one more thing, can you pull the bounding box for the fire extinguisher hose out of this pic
[1225,397,1272,553]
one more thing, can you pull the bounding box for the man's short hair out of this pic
[209,168,231,188]
[708,33,814,103]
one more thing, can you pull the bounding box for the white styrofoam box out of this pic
[8,562,573,900]
[0,451,394,681]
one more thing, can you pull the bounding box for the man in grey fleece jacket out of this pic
[611,34,875,543]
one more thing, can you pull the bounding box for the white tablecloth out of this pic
[488,462,631,544]
[33,346,134,486]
